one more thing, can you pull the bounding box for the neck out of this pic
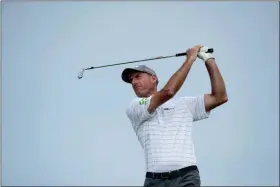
[145,88,157,97]
[150,88,157,95]
[137,88,157,98]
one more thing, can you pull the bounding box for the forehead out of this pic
[129,71,148,81]
[129,71,145,77]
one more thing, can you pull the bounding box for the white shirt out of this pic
[126,95,210,172]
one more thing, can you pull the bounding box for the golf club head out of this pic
[78,69,85,79]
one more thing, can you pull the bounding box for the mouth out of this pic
[134,86,142,91]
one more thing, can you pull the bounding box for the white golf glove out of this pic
[198,46,215,62]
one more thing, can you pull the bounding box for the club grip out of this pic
[175,48,214,57]
[175,52,187,57]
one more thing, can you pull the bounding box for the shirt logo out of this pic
[139,98,147,105]
[164,108,174,110]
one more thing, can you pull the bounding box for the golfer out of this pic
[122,45,228,187]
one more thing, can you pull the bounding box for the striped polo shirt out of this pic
[126,94,210,172]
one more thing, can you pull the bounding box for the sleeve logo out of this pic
[139,98,147,105]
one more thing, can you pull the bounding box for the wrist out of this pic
[205,58,215,64]
[198,52,215,62]
[185,58,195,64]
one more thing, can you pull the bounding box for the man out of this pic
[122,45,228,187]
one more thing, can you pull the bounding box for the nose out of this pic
[131,78,137,85]
[131,79,140,89]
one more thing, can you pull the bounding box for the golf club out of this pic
[77,47,214,79]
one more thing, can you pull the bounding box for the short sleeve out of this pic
[126,96,156,130]
[183,94,210,121]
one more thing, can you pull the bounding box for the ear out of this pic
[151,75,157,84]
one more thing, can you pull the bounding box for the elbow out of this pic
[222,96,228,103]
[162,89,175,99]
[212,93,228,106]
[167,90,175,98]
[219,95,228,104]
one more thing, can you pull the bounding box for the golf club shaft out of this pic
[77,47,214,79]
[85,48,213,70]
[85,55,175,70]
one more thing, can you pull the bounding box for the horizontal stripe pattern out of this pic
[126,95,209,172]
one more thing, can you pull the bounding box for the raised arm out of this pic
[203,58,228,112]
[148,45,202,113]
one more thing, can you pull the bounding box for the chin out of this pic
[135,93,144,97]
[135,91,148,98]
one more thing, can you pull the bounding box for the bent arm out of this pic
[148,59,195,113]
[204,58,228,112]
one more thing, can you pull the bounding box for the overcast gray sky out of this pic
[2,1,279,186]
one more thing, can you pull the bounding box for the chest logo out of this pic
[139,98,147,105]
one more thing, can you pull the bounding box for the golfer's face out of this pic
[130,72,152,97]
